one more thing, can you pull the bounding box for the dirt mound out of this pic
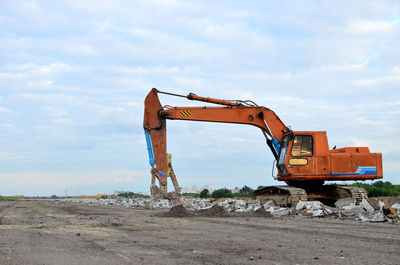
[197,205,230,217]
[252,207,273,217]
[230,207,273,218]
[162,204,271,218]
[162,204,191,217]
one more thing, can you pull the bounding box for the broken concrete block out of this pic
[311,209,325,217]
[234,208,247,213]
[245,200,260,211]
[272,208,291,217]
[234,200,246,209]
[247,199,260,205]
[322,205,338,215]
[253,206,262,212]
[340,204,364,219]
[265,206,278,214]
[304,201,323,210]
[359,212,387,222]
[391,203,400,211]
[360,198,375,212]
[144,200,155,209]
[335,198,356,209]
[295,200,305,212]
[368,199,384,211]
[263,200,276,209]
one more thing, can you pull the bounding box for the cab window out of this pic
[291,135,313,157]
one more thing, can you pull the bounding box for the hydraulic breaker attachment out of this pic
[149,153,181,202]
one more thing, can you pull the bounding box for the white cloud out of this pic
[347,20,398,34]
[52,118,73,125]
[0,106,10,112]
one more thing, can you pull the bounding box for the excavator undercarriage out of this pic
[253,185,367,207]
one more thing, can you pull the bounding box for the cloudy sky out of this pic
[0,1,399,196]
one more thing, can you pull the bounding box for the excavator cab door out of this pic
[286,134,315,177]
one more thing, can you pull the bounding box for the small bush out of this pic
[182,193,200,198]
[200,189,210,198]
[239,185,254,194]
[211,188,233,198]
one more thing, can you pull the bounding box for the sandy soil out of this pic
[0,200,399,265]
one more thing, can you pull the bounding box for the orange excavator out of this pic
[143,88,383,206]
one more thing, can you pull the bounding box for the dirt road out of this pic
[0,200,399,265]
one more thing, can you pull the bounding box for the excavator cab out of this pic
[277,131,382,185]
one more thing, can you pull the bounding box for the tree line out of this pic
[351,181,400,197]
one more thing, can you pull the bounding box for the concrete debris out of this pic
[368,199,385,211]
[339,204,364,220]
[263,200,276,209]
[272,208,293,217]
[295,200,305,212]
[359,212,386,222]
[360,198,375,212]
[335,198,355,209]
[62,196,399,223]
[294,200,332,217]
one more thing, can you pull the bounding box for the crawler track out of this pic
[253,185,368,207]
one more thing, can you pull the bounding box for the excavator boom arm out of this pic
[143,88,289,195]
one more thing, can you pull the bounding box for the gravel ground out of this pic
[0,200,399,265]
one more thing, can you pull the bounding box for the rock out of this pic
[272,208,292,217]
[144,200,155,209]
[340,204,364,219]
[388,197,400,206]
[295,200,305,212]
[247,200,259,205]
[360,198,375,212]
[234,200,246,209]
[371,212,387,222]
[265,206,278,214]
[368,199,384,211]
[304,201,323,210]
[263,200,275,209]
[359,212,386,222]
[383,206,399,222]
[144,199,172,209]
[335,198,355,209]
[311,209,325,217]
[246,200,260,211]
[323,205,338,215]
[391,203,400,212]
[253,206,262,212]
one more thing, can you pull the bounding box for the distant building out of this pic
[180,185,216,194]
[232,187,240,194]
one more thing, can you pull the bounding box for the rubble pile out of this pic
[62,196,400,223]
